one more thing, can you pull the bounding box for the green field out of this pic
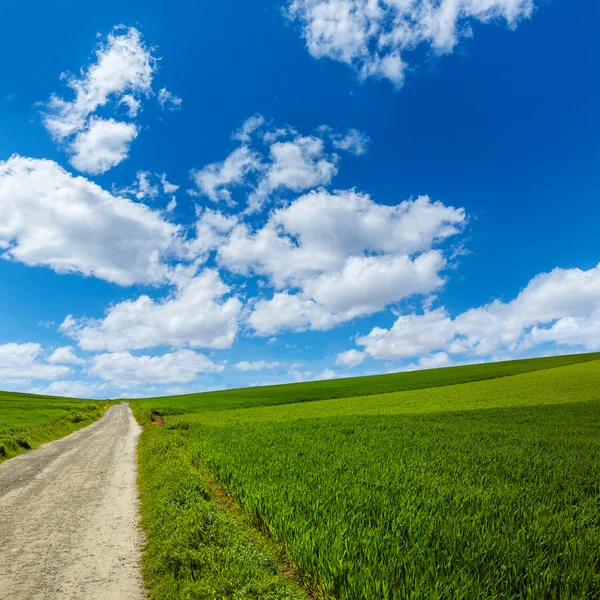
[0,391,110,462]
[132,354,600,599]
[132,352,600,416]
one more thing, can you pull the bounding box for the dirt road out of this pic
[0,403,145,600]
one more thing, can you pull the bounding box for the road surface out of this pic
[0,403,145,600]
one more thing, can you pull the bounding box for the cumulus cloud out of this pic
[215,190,465,334]
[247,135,338,212]
[353,263,600,361]
[190,146,262,205]
[43,27,156,139]
[69,118,138,175]
[0,343,71,383]
[42,27,180,174]
[0,156,182,285]
[335,348,366,368]
[189,115,369,212]
[28,380,107,399]
[234,360,280,371]
[48,346,85,365]
[90,349,223,386]
[286,0,534,85]
[60,269,242,352]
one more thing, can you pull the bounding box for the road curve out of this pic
[0,403,145,600]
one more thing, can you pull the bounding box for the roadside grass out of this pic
[130,352,600,415]
[134,412,307,600]
[0,391,111,462]
[133,357,600,599]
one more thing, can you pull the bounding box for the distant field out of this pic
[132,352,600,416]
[0,391,110,462]
[132,355,600,599]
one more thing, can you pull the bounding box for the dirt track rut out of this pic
[0,403,144,600]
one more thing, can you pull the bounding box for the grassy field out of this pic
[132,352,600,416]
[132,354,600,599]
[0,391,110,462]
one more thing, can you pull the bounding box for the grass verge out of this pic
[133,403,308,600]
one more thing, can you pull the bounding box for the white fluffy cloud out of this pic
[61,269,242,352]
[248,135,338,212]
[28,380,108,399]
[48,346,85,365]
[335,348,366,368]
[0,156,182,285]
[0,343,71,383]
[43,27,155,140]
[190,146,262,205]
[215,190,465,334]
[69,118,138,175]
[353,263,600,361]
[90,349,223,386]
[234,360,280,371]
[42,27,179,174]
[286,0,534,85]
[189,115,367,212]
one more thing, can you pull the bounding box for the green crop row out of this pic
[131,352,600,415]
[135,358,600,599]
[135,419,307,600]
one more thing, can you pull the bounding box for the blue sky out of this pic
[0,0,598,398]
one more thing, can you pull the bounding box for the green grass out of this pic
[0,390,111,462]
[132,355,600,599]
[131,352,600,416]
[135,420,307,600]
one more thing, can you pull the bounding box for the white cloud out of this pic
[120,171,179,201]
[315,368,339,380]
[29,380,108,399]
[232,114,265,142]
[118,94,141,117]
[406,351,453,371]
[41,27,174,174]
[43,26,156,140]
[189,117,361,213]
[330,128,370,155]
[355,263,600,361]
[248,135,338,212]
[335,348,366,368]
[160,173,179,194]
[69,118,138,175]
[190,146,262,205]
[234,360,280,371]
[48,346,85,365]
[0,343,71,383]
[166,198,177,212]
[286,0,534,86]
[61,269,242,351]
[0,155,182,285]
[90,349,223,386]
[357,308,456,360]
[157,87,182,111]
[216,190,464,334]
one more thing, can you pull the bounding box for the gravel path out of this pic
[0,403,145,600]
